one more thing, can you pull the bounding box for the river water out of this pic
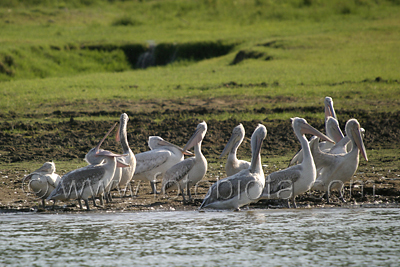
[1,207,399,266]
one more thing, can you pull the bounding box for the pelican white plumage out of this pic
[200,124,267,210]
[220,123,250,177]
[162,121,208,202]
[259,117,334,208]
[23,162,61,209]
[311,118,368,203]
[48,123,129,210]
[109,113,136,199]
[132,136,192,194]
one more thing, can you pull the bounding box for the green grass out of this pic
[0,0,399,117]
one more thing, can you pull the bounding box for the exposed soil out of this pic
[1,97,400,213]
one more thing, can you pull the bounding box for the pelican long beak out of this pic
[116,124,121,142]
[219,133,237,158]
[157,139,193,156]
[300,123,335,143]
[116,157,131,168]
[95,122,118,153]
[351,126,368,161]
[326,116,344,143]
[183,128,202,151]
[95,149,123,158]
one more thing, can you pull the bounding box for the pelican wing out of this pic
[289,149,302,166]
[266,165,302,194]
[310,137,342,169]
[201,170,259,208]
[329,136,350,154]
[48,165,105,199]
[134,149,171,175]
[46,174,60,188]
[162,158,195,191]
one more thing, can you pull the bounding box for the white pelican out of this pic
[109,113,136,200]
[23,162,61,209]
[289,116,344,165]
[48,123,129,210]
[162,121,208,202]
[289,96,341,167]
[311,118,368,203]
[259,117,334,208]
[200,124,267,210]
[84,122,120,205]
[220,123,250,176]
[132,136,193,194]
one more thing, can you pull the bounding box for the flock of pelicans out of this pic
[23,97,368,211]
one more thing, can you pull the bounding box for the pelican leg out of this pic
[286,199,291,208]
[99,195,104,206]
[150,181,159,194]
[107,192,113,202]
[92,197,97,207]
[42,199,46,209]
[339,193,346,202]
[52,200,56,210]
[339,187,346,203]
[292,196,297,209]
[77,198,83,209]
[325,192,330,203]
[180,187,187,203]
[186,182,192,202]
[84,199,90,211]
[291,184,297,208]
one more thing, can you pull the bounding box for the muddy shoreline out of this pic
[1,100,400,213]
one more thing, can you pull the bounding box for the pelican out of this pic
[200,124,267,210]
[259,117,334,208]
[132,136,193,194]
[23,162,61,209]
[48,123,129,210]
[84,122,121,205]
[289,96,342,166]
[311,119,368,203]
[162,121,208,202]
[289,116,344,165]
[108,113,136,199]
[220,123,250,177]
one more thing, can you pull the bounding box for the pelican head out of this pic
[325,116,344,142]
[291,117,335,143]
[324,96,337,120]
[35,161,56,174]
[148,136,193,155]
[183,121,207,151]
[85,122,118,164]
[23,162,56,183]
[220,123,245,158]
[116,113,129,143]
[251,124,267,159]
[345,119,368,161]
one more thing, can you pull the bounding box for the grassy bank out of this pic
[0,0,399,117]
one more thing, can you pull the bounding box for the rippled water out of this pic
[1,208,399,266]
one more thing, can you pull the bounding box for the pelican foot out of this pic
[233,208,241,212]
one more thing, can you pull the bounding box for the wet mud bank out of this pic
[1,101,400,212]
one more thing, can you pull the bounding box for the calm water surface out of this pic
[1,208,399,266]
